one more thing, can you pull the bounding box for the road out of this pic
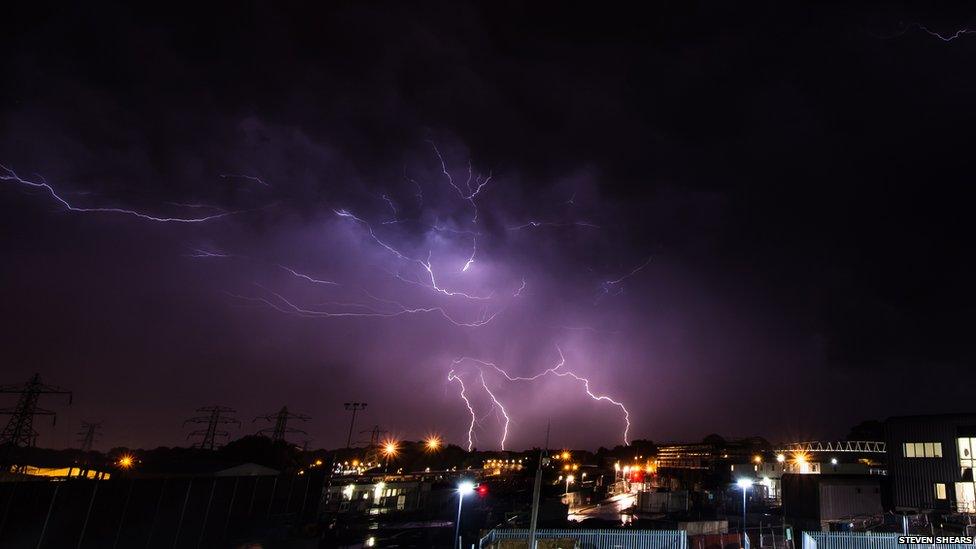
[568,492,636,524]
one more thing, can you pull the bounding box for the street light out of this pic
[425,435,442,452]
[455,481,475,549]
[565,474,575,495]
[737,478,753,541]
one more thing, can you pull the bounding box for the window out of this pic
[935,483,947,500]
[904,442,943,458]
[959,438,975,474]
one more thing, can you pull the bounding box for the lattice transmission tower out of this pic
[184,406,240,450]
[254,406,310,444]
[77,421,102,452]
[0,373,72,448]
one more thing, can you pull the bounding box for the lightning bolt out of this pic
[461,237,476,272]
[477,370,511,450]
[336,209,492,300]
[448,369,477,451]
[507,220,600,231]
[219,173,271,186]
[513,278,527,297]
[2,165,244,223]
[278,265,339,286]
[598,256,652,301]
[916,25,975,42]
[231,286,499,328]
[450,345,631,447]
[428,142,493,223]
[187,248,232,258]
[380,194,398,218]
[880,23,976,43]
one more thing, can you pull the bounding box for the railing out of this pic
[777,441,886,454]
[802,532,975,549]
[480,528,688,549]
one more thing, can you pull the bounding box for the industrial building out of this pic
[782,474,885,532]
[656,435,771,472]
[884,414,976,513]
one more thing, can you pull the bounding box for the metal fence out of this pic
[802,532,976,549]
[479,528,688,549]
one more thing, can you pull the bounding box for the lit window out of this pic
[935,483,947,500]
[904,442,944,458]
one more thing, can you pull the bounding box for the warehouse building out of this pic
[884,414,976,513]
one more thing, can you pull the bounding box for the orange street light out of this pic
[425,435,442,452]
[382,440,399,458]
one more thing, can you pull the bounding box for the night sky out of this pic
[2,3,975,451]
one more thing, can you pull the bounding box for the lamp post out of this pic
[737,478,753,543]
[455,481,475,549]
[343,402,367,448]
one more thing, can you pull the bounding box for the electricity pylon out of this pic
[77,421,102,452]
[0,373,72,448]
[184,406,240,450]
[254,406,310,444]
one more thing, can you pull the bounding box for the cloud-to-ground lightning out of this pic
[10,141,635,451]
[448,369,477,451]
[449,345,631,447]
[477,370,511,450]
[2,165,241,223]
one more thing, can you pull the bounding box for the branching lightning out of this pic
[477,370,511,450]
[449,345,631,447]
[448,369,477,451]
[336,209,492,300]
[428,142,493,223]
[9,142,638,452]
[231,285,499,327]
[598,256,652,301]
[2,165,242,223]
[914,25,975,42]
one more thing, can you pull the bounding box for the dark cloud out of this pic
[1,2,975,450]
